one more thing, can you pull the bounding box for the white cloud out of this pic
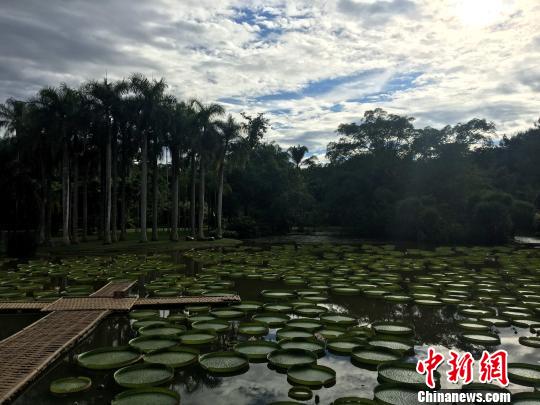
[0,0,539,152]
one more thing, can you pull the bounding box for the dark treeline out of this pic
[1,76,539,246]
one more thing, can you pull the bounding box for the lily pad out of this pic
[371,322,413,336]
[179,330,217,345]
[234,340,280,361]
[143,347,199,368]
[77,346,142,370]
[191,319,230,333]
[373,384,422,405]
[199,351,249,374]
[287,364,336,386]
[378,362,439,388]
[252,312,290,327]
[279,337,326,357]
[288,386,313,401]
[50,376,92,394]
[114,363,174,388]
[351,347,401,366]
[461,332,501,346]
[129,336,179,353]
[111,387,180,405]
[238,321,269,336]
[267,348,317,370]
[508,363,540,386]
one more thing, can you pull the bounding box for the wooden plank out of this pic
[0,302,47,311]
[90,280,136,298]
[41,297,137,312]
[135,295,241,307]
[0,310,109,403]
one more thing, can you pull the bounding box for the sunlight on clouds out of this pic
[454,0,506,27]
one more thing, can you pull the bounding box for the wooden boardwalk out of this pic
[0,310,110,403]
[0,279,241,402]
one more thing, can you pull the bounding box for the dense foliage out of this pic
[1,77,539,245]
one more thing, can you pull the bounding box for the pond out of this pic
[3,243,540,404]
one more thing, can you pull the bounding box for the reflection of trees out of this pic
[173,366,223,393]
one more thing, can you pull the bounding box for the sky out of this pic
[1,0,539,158]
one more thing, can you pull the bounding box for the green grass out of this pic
[36,230,241,256]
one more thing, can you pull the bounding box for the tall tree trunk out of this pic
[61,136,70,245]
[120,164,128,241]
[111,133,118,242]
[82,163,88,242]
[45,178,52,246]
[217,156,225,239]
[104,124,112,244]
[140,131,148,242]
[71,154,79,244]
[197,154,205,239]
[151,156,159,241]
[190,154,197,237]
[170,146,179,241]
[38,157,47,244]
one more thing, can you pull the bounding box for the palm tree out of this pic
[85,78,129,244]
[287,145,318,169]
[215,115,242,238]
[165,101,195,241]
[191,100,225,239]
[130,73,168,242]
[36,85,80,245]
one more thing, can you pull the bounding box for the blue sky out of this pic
[0,0,539,159]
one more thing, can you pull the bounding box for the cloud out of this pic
[0,0,539,150]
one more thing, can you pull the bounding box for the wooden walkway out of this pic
[0,310,110,403]
[0,295,241,312]
[0,279,241,403]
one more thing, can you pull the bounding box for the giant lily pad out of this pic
[234,340,280,361]
[50,376,92,394]
[267,348,317,370]
[77,346,142,370]
[114,363,174,388]
[199,351,249,374]
[508,363,540,386]
[143,347,199,368]
[287,364,336,387]
[111,387,180,405]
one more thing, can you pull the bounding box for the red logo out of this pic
[416,348,509,388]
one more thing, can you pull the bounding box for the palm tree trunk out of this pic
[61,135,70,245]
[71,154,79,244]
[45,178,52,246]
[190,154,197,237]
[82,163,88,242]
[170,146,179,241]
[140,131,148,242]
[104,125,112,245]
[120,163,128,241]
[151,157,159,241]
[217,157,225,239]
[38,157,47,244]
[111,133,118,242]
[197,154,205,239]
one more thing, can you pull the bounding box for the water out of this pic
[5,243,540,404]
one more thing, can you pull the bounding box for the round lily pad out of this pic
[511,392,540,404]
[371,322,413,336]
[508,363,540,386]
[253,312,290,327]
[277,327,314,340]
[351,348,401,366]
[50,376,92,394]
[238,321,269,336]
[191,319,230,333]
[461,332,501,346]
[279,337,326,357]
[111,387,180,405]
[210,308,244,319]
[77,346,142,369]
[320,313,357,327]
[234,340,280,361]
[286,318,324,332]
[114,363,174,388]
[287,364,336,387]
[199,351,249,374]
[368,336,414,355]
[139,324,185,338]
[267,348,317,370]
[129,336,179,353]
[143,347,199,368]
[288,386,313,401]
[262,290,296,300]
[294,305,328,317]
[129,310,159,320]
[327,338,365,354]
[519,336,540,348]
[378,362,439,388]
[373,383,422,405]
[456,320,491,332]
[179,330,217,345]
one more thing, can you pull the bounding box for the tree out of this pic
[216,115,242,238]
[130,74,168,242]
[191,100,225,239]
